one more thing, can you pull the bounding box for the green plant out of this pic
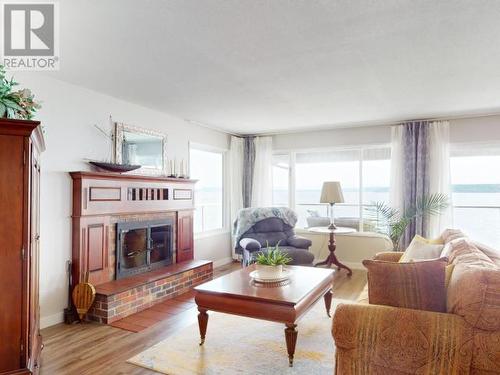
[255,242,292,266]
[365,193,449,250]
[0,65,41,120]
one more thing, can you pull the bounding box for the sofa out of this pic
[332,230,500,374]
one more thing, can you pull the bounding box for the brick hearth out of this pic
[87,260,213,324]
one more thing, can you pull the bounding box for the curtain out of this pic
[391,120,451,249]
[390,125,404,213]
[229,136,244,259]
[401,121,430,247]
[428,121,452,237]
[251,136,273,207]
[242,136,255,208]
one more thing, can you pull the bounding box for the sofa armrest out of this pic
[239,238,261,252]
[332,303,473,374]
[287,235,312,249]
[373,251,403,262]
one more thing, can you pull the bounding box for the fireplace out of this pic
[116,218,174,279]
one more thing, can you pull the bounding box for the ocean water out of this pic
[194,187,500,249]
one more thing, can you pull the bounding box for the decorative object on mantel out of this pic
[115,122,168,175]
[167,158,189,178]
[72,274,96,322]
[0,65,41,119]
[86,120,142,173]
[88,160,141,173]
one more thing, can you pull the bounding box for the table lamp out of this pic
[320,181,344,229]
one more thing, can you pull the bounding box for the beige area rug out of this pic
[128,299,350,375]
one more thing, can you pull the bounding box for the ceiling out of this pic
[49,0,500,134]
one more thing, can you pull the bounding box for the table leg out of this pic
[330,253,353,276]
[198,308,208,346]
[324,289,333,317]
[284,324,298,367]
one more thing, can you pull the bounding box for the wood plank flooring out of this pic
[40,262,367,375]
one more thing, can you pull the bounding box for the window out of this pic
[272,147,391,228]
[189,146,225,233]
[450,145,500,248]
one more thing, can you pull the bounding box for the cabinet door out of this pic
[29,148,42,371]
[177,211,194,262]
[0,135,24,372]
[81,218,110,285]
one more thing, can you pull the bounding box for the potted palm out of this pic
[365,193,449,250]
[255,242,292,279]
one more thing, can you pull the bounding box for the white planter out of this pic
[255,264,283,279]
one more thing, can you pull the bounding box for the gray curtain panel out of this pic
[401,121,430,248]
[242,136,255,208]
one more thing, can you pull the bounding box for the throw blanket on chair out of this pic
[233,207,298,247]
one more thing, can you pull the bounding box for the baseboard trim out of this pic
[41,311,64,329]
[213,257,234,268]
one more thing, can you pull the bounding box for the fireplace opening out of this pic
[116,218,174,279]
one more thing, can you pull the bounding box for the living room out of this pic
[1,1,499,374]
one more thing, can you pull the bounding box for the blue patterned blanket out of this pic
[233,207,297,246]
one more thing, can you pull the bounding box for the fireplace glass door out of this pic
[116,218,174,279]
[150,225,171,264]
[121,228,148,272]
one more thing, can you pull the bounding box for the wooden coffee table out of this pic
[194,265,334,367]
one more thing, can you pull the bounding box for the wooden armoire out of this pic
[0,119,45,374]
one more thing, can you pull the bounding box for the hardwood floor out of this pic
[40,262,367,375]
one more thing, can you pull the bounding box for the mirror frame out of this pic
[114,122,168,175]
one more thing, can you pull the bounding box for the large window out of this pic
[272,154,290,206]
[451,146,500,247]
[189,145,225,233]
[273,147,391,228]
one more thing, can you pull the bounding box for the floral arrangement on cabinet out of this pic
[0,65,41,120]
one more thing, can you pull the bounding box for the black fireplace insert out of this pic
[116,218,174,279]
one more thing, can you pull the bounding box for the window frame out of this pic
[189,142,230,238]
[272,144,391,230]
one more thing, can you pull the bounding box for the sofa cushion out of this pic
[286,235,312,249]
[446,238,498,268]
[261,246,314,265]
[399,236,444,262]
[363,257,448,312]
[447,263,500,331]
[441,228,468,243]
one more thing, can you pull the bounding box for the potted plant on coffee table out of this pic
[255,242,293,279]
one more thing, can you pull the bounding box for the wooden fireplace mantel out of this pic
[71,171,197,287]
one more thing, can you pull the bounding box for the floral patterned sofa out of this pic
[332,229,500,374]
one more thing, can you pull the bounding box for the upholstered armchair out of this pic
[235,213,314,266]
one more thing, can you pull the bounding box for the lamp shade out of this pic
[320,181,344,204]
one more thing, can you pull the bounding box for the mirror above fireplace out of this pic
[114,122,167,175]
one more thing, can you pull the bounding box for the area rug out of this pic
[128,299,350,375]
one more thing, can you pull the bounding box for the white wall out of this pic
[273,115,500,151]
[14,73,232,328]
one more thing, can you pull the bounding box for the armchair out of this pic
[236,216,314,266]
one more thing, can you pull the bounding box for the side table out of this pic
[308,227,356,276]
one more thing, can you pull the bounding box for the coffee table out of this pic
[194,265,334,367]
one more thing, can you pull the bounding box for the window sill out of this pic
[194,228,231,240]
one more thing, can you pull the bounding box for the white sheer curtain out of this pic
[389,125,404,212]
[228,136,244,258]
[428,121,452,237]
[251,136,273,207]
